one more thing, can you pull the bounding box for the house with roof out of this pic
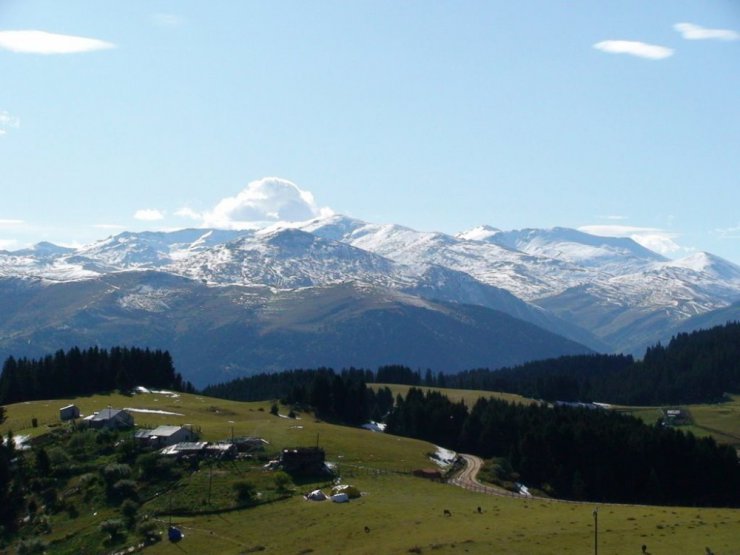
[86,408,134,430]
[135,425,197,448]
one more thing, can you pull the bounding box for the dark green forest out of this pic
[203,367,394,425]
[434,322,740,404]
[0,346,193,404]
[386,388,740,506]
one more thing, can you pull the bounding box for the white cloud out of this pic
[202,177,333,229]
[674,23,739,41]
[579,225,684,255]
[92,224,125,230]
[0,30,115,54]
[134,209,165,221]
[0,218,24,226]
[0,111,20,135]
[599,215,628,221]
[0,239,18,250]
[593,40,674,60]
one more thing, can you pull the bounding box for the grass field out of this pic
[614,395,740,450]
[372,383,537,407]
[2,390,740,554]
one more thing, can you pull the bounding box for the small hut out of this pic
[59,404,80,421]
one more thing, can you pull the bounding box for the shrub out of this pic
[112,479,138,502]
[99,518,125,540]
[137,520,160,543]
[136,452,175,482]
[273,471,293,493]
[120,499,139,527]
[47,446,72,472]
[102,463,132,489]
[233,480,257,504]
[270,403,279,416]
[16,537,46,555]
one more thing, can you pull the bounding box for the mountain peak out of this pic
[457,225,502,242]
[663,251,740,280]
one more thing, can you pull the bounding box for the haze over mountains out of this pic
[1,214,739,386]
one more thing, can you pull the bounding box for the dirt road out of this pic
[449,454,522,498]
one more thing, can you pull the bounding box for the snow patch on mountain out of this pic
[118,285,181,312]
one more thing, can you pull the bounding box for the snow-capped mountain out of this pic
[1,214,739,357]
[468,226,667,274]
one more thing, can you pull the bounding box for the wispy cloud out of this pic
[92,224,125,230]
[134,209,165,222]
[0,218,24,226]
[593,40,674,60]
[0,239,18,250]
[0,30,115,54]
[0,111,20,135]
[598,215,629,221]
[152,13,185,28]
[174,207,202,221]
[674,23,739,41]
[714,225,740,239]
[579,225,685,255]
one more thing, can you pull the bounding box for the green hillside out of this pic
[1,390,739,554]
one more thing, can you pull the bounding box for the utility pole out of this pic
[593,507,598,555]
[207,460,213,505]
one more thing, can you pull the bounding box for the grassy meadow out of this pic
[373,383,536,407]
[1,390,739,554]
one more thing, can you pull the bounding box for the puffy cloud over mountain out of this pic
[201,177,333,229]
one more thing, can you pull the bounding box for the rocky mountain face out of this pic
[1,215,739,385]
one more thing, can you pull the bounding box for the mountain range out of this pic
[1,215,739,386]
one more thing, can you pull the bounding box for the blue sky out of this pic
[1,1,739,263]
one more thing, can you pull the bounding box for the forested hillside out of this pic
[439,322,740,404]
[0,346,193,404]
[203,368,394,424]
[387,388,740,506]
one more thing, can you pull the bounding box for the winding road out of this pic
[449,454,522,498]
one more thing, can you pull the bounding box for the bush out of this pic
[99,518,125,540]
[40,486,59,512]
[120,499,139,528]
[112,479,138,502]
[16,537,46,555]
[233,480,257,504]
[270,403,279,416]
[47,446,72,472]
[273,471,293,493]
[67,430,97,460]
[137,520,160,543]
[102,463,132,488]
[136,452,175,482]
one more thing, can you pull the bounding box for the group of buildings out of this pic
[58,404,267,460]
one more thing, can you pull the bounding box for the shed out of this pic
[280,447,326,475]
[160,442,208,457]
[135,425,196,448]
[59,404,80,421]
[87,408,134,430]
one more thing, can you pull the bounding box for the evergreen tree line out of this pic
[386,388,740,506]
[0,346,194,404]
[203,367,394,425]
[429,323,740,404]
[0,407,13,527]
